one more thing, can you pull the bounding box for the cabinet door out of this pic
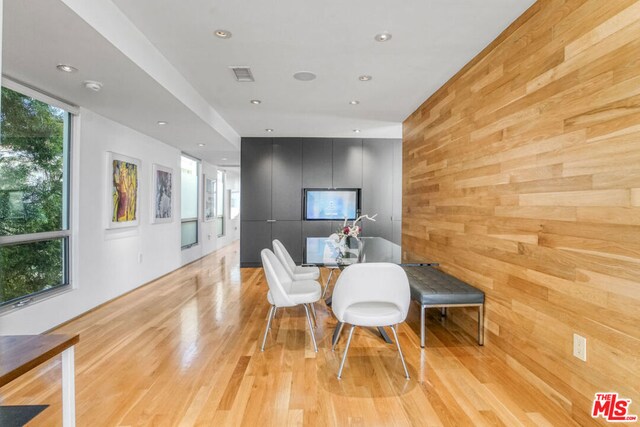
[392,220,402,246]
[272,221,303,263]
[303,138,333,188]
[362,139,393,240]
[272,138,302,220]
[241,138,272,220]
[332,139,363,189]
[392,139,403,221]
[240,221,272,266]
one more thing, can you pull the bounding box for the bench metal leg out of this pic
[440,307,447,318]
[420,304,426,348]
[478,304,484,346]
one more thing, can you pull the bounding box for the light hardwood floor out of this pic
[1,242,583,426]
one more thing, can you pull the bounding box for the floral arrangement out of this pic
[337,214,377,240]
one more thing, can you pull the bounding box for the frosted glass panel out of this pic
[181,220,198,247]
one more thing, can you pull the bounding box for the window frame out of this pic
[216,170,226,238]
[0,79,76,312]
[180,153,200,249]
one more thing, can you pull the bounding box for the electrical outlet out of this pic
[573,333,587,361]
[138,253,143,264]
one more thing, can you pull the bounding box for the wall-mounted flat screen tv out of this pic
[304,189,360,220]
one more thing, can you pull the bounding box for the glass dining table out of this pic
[305,236,439,344]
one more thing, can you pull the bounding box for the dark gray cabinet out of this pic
[362,139,394,241]
[392,139,402,222]
[241,137,401,266]
[273,221,302,262]
[332,139,363,188]
[393,220,402,247]
[392,139,402,245]
[240,221,273,265]
[303,138,332,188]
[272,138,302,220]
[241,138,272,220]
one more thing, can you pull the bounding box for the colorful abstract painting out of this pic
[106,152,140,229]
[112,159,138,222]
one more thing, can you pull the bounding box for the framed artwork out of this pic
[152,164,173,224]
[106,152,140,229]
[204,176,216,222]
[229,190,240,219]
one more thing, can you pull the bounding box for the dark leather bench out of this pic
[403,266,485,347]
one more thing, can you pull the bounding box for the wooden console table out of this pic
[0,334,79,426]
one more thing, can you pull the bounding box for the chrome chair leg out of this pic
[337,325,356,379]
[303,304,318,352]
[309,303,317,327]
[261,305,275,351]
[332,322,345,351]
[270,307,278,329]
[391,324,410,379]
[322,269,334,298]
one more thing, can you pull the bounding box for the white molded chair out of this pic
[332,263,411,379]
[273,239,320,281]
[260,248,322,352]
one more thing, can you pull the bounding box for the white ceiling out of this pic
[110,0,535,138]
[2,0,535,161]
[2,0,240,166]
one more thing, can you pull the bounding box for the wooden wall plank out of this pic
[402,0,640,424]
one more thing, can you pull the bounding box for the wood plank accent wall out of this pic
[402,0,640,424]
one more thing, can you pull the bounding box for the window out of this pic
[0,86,71,309]
[181,155,199,248]
[216,170,225,237]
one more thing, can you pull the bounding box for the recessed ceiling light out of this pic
[56,64,77,73]
[293,71,317,81]
[198,143,206,147]
[265,128,274,132]
[83,80,103,92]
[250,99,261,105]
[157,121,168,126]
[349,100,360,105]
[374,33,392,42]
[358,75,372,82]
[214,30,232,39]
[222,157,228,161]
[353,129,361,133]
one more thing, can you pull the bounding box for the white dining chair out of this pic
[260,248,322,352]
[273,239,320,281]
[331,263,411,379]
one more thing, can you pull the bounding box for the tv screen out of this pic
[304,189,359,220]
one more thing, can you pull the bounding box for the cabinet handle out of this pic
[266,219,276,223]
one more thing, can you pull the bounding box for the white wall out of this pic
[0,108,238,334]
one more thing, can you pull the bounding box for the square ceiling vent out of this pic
[229,66,254,82]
